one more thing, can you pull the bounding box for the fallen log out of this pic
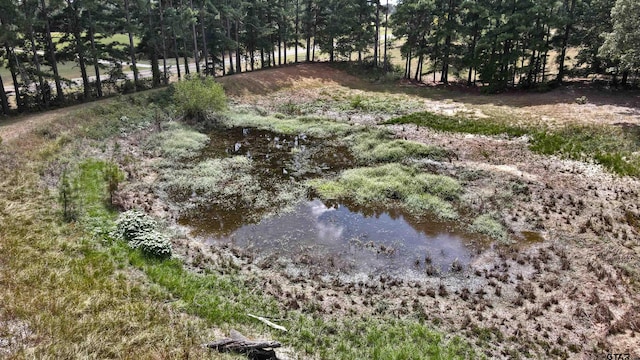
[207,329,281,360]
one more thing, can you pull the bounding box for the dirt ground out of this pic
[3,63,639,358]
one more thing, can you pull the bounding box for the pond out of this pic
[177,126,483,275]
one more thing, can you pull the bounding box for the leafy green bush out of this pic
[112,209,172,257]
[58,168,78,222]
[173,76,227,120]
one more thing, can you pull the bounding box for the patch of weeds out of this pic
[405,194,459,220]
[67,93,169,140]
[309,163,461,219]
[145,123,210,160]
[159,155,305,221]
[161,156,259,208]
[530,125,640,176]
[58,166,78,222]
[222,112,357,138]
[471,214,510,243]
[386,111,528,137]
[278,100,304,115]
[349,130,453,164]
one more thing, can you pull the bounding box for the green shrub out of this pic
[58,168,78,222]
[112,209,172,257]
[133,230,172,258]
[173,76,227,120]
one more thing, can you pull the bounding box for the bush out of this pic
[173,75,227,120]
[112,209,172,257]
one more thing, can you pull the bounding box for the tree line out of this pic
[0,0,638,115]
[393,0,639,90]
[0,0,391,114]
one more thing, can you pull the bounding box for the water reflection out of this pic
[199,199,480,274]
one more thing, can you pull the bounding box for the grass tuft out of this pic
[386,111,528,137]
[470,214,510,243]
[145,123,210,160]
[349,130,453,164]
[310,163,461,219]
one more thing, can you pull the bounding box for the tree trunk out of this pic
[28,21,47,106]
[467,22,478,86]
[374,0,380,67]
[383,0,388,71]
[0,73,9,115]
[88,11,103,97]
[160,0,169,83]
[41,0,64,102]
[189,0,200,73]
[199,4,208,76]
[295,0,299,63]
[621,70,629,86]
[183,38,191,75]
[305,0,312,61]
[556,0,576,83]
[124,0,139,90]
[168,0,181,79]
[235,20,241,73]
[73,28,90,98]
[5,45,22,112]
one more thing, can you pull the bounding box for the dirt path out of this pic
[0,105,84,143]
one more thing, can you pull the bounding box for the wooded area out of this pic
[0,0,638,115]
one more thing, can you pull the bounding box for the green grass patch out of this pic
[470,214,509,243]
[310,163,461,219]
[145,123,210,160]
[529,125,640,177]
[349,129,453,164]
[386,111,528,137]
